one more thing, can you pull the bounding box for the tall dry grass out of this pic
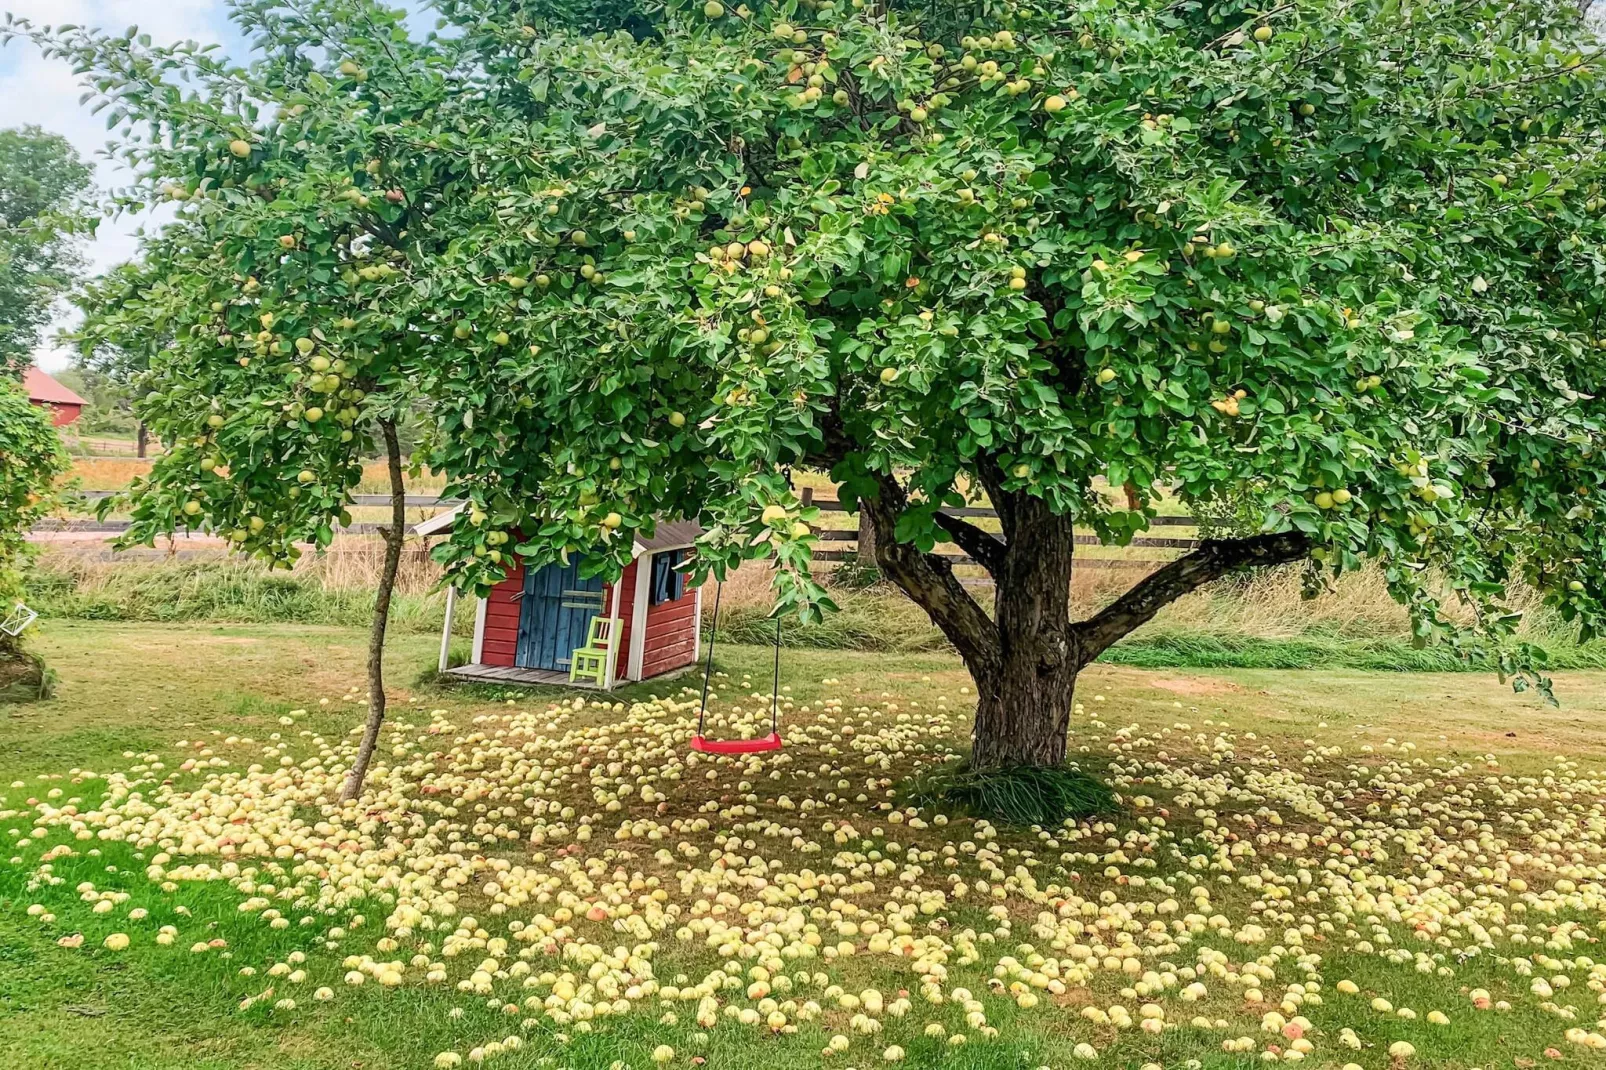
[27,536,1603,670]
[710,557,1597,666]
[357,462,448,494]
[26,540,457,634]
[65,456,156,492]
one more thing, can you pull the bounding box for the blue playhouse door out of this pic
[515,560,606,672]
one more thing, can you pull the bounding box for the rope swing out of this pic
[690,580,784,754]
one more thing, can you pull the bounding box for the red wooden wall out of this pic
[480,561,525,668]
[611,562,637,681]
[40,401,82,427]
[641,577,699,678]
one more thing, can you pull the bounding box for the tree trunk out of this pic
[969,656,1080,767]
[136,423,148,458]
[861,477,1080,768]
[859,469,1312,772]
[968,494,1079,768]
[856,507,877,568]
[340,418,406,802]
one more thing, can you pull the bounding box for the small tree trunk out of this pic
[968,500,1079,768]
[856,508,877,568]
[136,423,148,458]
[340,418,406,802]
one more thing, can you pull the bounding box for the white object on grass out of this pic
[1,602,38,637]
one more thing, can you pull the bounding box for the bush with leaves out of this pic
[16,0,1606,769]
[0,379,68,691]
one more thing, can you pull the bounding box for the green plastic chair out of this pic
[569,615,620,687]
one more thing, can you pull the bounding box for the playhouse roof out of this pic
[413,504,701,556]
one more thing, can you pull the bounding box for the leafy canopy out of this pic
[22,0,1606,669]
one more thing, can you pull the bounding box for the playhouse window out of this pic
[650,549,686,605]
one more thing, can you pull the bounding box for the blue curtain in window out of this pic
[650,549,685,605]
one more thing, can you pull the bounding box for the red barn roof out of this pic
[22,366,86,407]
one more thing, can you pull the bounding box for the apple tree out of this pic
[422,0,1606,769]
[15,1,472,797]
[26,0,1606,772]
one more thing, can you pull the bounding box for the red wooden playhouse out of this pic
[418,508,703,689]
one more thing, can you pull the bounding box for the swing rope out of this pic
[695,580,722,737]
[691,580,784,754]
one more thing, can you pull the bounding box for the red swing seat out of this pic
[690,732,783,754]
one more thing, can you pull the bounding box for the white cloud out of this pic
[2,1,238,369]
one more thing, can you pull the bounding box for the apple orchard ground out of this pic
[4,621,1606,1070]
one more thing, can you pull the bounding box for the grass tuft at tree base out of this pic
[903,759,1116,827]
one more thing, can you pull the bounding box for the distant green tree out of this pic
[70,257,183,453]
[0,126,93,376]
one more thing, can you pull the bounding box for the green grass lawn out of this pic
[4,621,1606,1069]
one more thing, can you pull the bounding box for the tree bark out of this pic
[859,471,1314,771]
[855,507,878,569]
[340,417,406,802]
[1070,531,1312,662]
[861,475,999,675]
[969,493,1079,768]
[136,423,147,458]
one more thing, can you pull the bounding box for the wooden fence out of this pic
[794,487,1197,572]
[51,491,1205,576]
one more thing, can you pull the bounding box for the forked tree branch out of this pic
[934,511,1006,573]
[1071,531,1312,663]
[862,474,1001,672]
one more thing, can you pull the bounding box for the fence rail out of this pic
[78,490,448,508]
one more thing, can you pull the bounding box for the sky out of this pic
[1,0,247,372]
